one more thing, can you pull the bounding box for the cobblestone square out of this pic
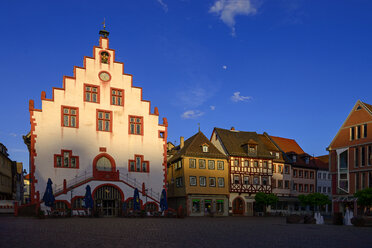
[1,216,371,248]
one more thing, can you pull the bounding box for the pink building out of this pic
[25,29,167,216]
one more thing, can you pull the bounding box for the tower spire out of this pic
[99,18,109,38]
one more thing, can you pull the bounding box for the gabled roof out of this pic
[269,135,317,169]
[361,101,372,114]
[168,131,227,163]
[258,134,286,162]
[213,128,275,159]
[314,155,329,170]
[270,136,305,154]
[328,100,372,150]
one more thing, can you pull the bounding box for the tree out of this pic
[298,193,331,212]
[255,192,278,214]
[354,188,372,215]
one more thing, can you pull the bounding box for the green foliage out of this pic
[254,192,267,207]
[298,194,310,207]
[298,193,331,207]
[266,193,279,206]
[255,193,278,207]
[354,188,372,207]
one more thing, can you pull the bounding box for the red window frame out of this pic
[61,106,79,128]
[54,150,79,169]
[128,116,143,135]
[128,155,150,173]
[159,131,165,139]
[84,83,100,103]
[110,87,124,106]
[97,110,112,132]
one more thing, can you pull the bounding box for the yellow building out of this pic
[167,131,229,216]
[0,143,13,200]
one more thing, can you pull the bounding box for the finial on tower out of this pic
[198,123,200,132]
[99,18,110,38]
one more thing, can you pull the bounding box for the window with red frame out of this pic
[129,116,143,135]
[97,110,112,131]
[84,84,99,103]
[62,106,78,128]
[54,150,79,168]
[128,155,149,173]
[111,88,124,106]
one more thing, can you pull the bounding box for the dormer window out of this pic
[276,152,280,159]
[305,157,309,164]
[202,145,209,153]
[244,139,258,156]
[292,155,297,163]
[249,145,256,154]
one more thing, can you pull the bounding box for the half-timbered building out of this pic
[211,127,274,216]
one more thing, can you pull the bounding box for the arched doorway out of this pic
[93,184,123,217]
[232,197,245,215]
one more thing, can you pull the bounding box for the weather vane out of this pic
[99,18,110,38]
[102,18,106,30]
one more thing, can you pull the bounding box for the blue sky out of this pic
[1,0,372,172]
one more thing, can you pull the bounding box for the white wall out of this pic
[32,37,166,202]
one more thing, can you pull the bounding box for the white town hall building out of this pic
[26,29,168,216]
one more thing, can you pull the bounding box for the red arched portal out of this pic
[92,153,119,180]
[92,184,124,217]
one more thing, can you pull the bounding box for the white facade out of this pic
[317,170,332,197]
[28,36,167,214]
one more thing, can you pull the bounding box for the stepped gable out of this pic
[169,131,227,163]
[214,128,274,158]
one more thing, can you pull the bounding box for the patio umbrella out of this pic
[160,189,168,212]
[133,188,140,211]
[83,185,94,209]
[42,178,55,207]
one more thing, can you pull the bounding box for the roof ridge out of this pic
[360,101,372,115]
[269,135,296,141]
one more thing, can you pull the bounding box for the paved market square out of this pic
[1,216,371,248]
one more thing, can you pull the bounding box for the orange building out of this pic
[327,100,372,215]
[167,131,229,216]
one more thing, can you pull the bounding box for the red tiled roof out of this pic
[313,156,328,170]
[24,174,30,180]
[270,136,305,154]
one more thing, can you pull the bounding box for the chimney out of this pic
[230,127,235,131]
[180,136,184,149]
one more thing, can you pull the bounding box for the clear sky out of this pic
[1,0,371,172]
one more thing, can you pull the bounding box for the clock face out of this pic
[99,72,111,82]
